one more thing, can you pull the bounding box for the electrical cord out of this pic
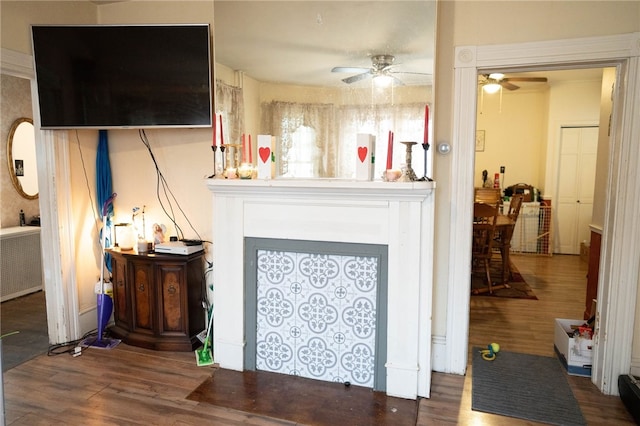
[47,329,98,357]
[137,130,214,314]
[138,129,203,241]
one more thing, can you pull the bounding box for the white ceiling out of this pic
[213,1,436,87]
[91,1,603,90]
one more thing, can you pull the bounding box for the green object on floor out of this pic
[195,309,214,367]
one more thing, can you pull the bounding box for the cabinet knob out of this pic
[167,285,176,295]
[138,283,145,292]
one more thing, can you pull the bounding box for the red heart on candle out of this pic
[259,147,271,164]
[358,146,368,163]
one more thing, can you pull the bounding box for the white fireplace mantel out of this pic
[207,178,435,399]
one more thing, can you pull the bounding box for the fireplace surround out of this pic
[207,179,435,399]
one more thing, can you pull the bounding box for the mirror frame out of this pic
[6,117,38,200]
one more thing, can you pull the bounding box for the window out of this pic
[281,125,319,178]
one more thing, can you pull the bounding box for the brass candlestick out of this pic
[400,141,418,181]
[226,143,244,179]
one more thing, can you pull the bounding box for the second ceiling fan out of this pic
[479,73,548,92]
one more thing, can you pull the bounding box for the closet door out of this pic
[555,126,598,254]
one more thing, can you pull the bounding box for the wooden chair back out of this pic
[472,202,500,293]
[472,202,499,259]
[507,194,524,222]
[474,187,502,206]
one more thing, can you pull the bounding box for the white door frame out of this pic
[448,33,640,395]
[1,48,79,345]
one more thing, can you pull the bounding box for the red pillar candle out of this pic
[386,130,394,170]
[219,115,224,146]
[212,113,217,146]
[423,104,429,146]
[248,134,253,164]
[242,133,247,163]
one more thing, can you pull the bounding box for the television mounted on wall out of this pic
[31,24,212,129]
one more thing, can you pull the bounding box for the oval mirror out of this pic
[7,117,38,200]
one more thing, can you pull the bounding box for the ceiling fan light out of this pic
[483,82,501,94]
[373,74,394,87]
[488,73,504,80]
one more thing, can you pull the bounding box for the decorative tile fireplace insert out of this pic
[244,238,388,391]
[207,179,435,399]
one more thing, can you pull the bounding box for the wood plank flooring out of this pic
[2,254,635,425]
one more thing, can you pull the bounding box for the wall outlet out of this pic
[500,166,505,173]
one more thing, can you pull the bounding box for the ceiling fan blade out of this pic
[390,71,432,76]
[391,76,405,86]
[342,71,372,84]
[503,77,548,83]
[332,66,370,73]
[500,81,520,90]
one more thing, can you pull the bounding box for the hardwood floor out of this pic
[419,254,634,425]
[2,254,634,425]
[1,291,49,372]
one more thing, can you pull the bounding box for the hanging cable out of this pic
[138,129,203,241]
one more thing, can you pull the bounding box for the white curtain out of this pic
[337,103,427,178]
[261,101,336,177]
[261,101,427,179]
[215,80,245,148]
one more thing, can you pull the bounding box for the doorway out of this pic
[449,33,640,395]
[470,69,604,372]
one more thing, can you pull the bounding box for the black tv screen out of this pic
[32,24,212,129]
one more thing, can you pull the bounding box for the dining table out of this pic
[494,213,516,284]
[472,205,516,294]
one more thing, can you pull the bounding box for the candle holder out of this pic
[208,146,218,178]
[224,144,242,179]
[238,162,254,179]
[418,142,433,181]
[382,169,402,182]
[399,141,418,181]
[218,145,227,178]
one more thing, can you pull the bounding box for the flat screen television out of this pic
[31,24,212,129]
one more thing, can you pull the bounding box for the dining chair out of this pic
[474,187,502,206]
[507,194,524,221]
[471,202,499,294]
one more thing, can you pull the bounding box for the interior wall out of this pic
[475,89,548,190]
[543,78,602,199]
[0,74,38,228]
[474,77,602,195]
[0,1,97,53]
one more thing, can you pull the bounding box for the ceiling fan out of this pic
[479,73,548,92]
[332,54,430,86]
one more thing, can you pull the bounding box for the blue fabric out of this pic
[96,130,113,272]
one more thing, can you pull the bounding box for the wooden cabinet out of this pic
[108,249,206,351]
[584,230,602,320]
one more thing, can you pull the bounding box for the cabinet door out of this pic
[111,256,130,328]
[130,260,154,334]
[157,263,187,336]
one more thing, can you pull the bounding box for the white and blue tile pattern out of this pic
[255,250,378,387]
